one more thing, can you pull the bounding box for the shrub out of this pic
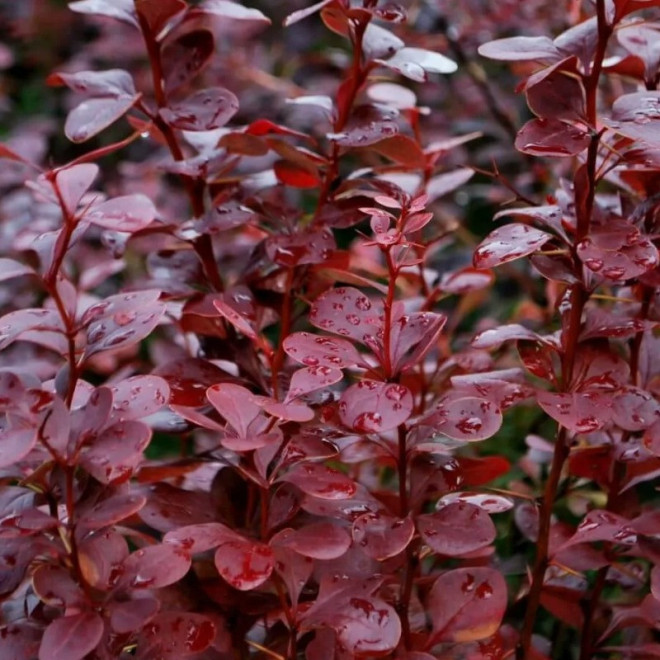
[0,1,659,658]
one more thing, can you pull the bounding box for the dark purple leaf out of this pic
[339,381,413,433]
[138,484,218,532]
[525,66,587,122]
[38,612,104,660]
[474,222,553,268]
[351,512,414,560]
[514,118,590,157]
[279,462,357,500]
[160,87,239,131]
[164,522,236,554]
[108,597,159,634]
[153,358,231,407]
[65,95,140,143]
[428,568,507,643]
[417,502,496,556]
[32,565,85,608]
[478,35,562,61]
[0,623,41,659]
[162,30,216,94]
[135,0,187,36]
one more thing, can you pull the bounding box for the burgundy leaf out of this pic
[54,163,99,216]
[417,502,496,556]
[389,309,446,373]
[285,365,343,401]
[160,87,239,131]
[206,383,261,437]
[271,522,351,560]
[514,118,590,157]
[556,510,637,551]
[84,194,157,232]
[279,462,357,500]
[283,331,363,368]
[164,522,236,554]
[0,308,65,352]
[78,529,129,589]
[65,94,140,143]
[135,0,187,36]
[214,535,274,590]
[153,358,231,407]
[351,512,415,560]
[108,597,159,634]
[162,30,215,94]
[271,545,314,607]
[426,396,503,442]
[525,65,587,122]
[38,612,104,660]
[81,420,151,484]
[339,381,413,433]
[478,35,562,61]
[137,612,216,657]
[537,390,612,433]
[77,493,146,530]
[428,568,507,643]
[612,387,660,431]
[474,223,553,268]
[138,484,218,532]
[0,623,41,659]
[122,543,191,589]
[32,565,85,608]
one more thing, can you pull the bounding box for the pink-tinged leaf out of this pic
[472,324,544,350]
[285,365,343,402]
[162,29,215,94]
[214,535,274,590]
[478,35,562,61]
[644,419,660,455]
[328,118,398,147]
[417,502,496,556]
[515,117,590,157]
[160,87,239,131]
[427,396,503,442]
[474,223,553,269]
[32,565,85,608]
[0,308,65,352]
[68,0,138,26]
[38,612,104,660]
[81,420,151,484]
[577,230,658,281]
[138,484,218,532]
[137,612,216,657]
[376,47,457,82]
[0,258,34,282]
[272,545,314,607]
[206,383,261,437]
[310,286,383,346]
[65,94,140,143]
[279,463,357,500]
[439,267,494,295]
[438,492,514,514]
[84,194,157,232]
[0,428,38,468]
[352,512,414,560]
[362,22,404,59]
[108,597,159,634]
[0,623,41,659]
[135,0,187,36]
[389,310,446,373]
[556,510,637,552]
[164,522,236,554]
[271,522,351,560]
[283,0,334,26]
[255,397,314,423]
[283,332,363,369]
[48,69,136,97]
[195,0,271,22]
[339,381,413,433]
[426,167,474,203]
[303,591,401,655]
[537,390,612,433]
[122,543,191,589]
[153,358,231,407]
[83,291,165,358]
[428,568,507,643]
[110,375,170,422]
[612,387,660,431]
[54,163,99,216]
[77,493,146,530]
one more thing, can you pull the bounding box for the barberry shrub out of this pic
[0,1,659,658]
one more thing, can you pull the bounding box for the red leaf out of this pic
[122,543,191,589]
[78,529,129,589]
[428,568,507,643]
[273,160,320,188]
[214,535,274,590]
[285,365,343,401]
[525,64,587,122]
[370,134,425,167]
[515,118,590,157]
[425,396,503,441]
[160,87,239,131]
[339,381,413,433]
[32,565,85,608]
[65,94,140,143]
[389,309,446,373]
[613,386,660,431]
[84,194,157,232]
[108,597,159,634]
[351,512,415,560]
[38,612,104,660]
[555,510,637,552]
[135,0,187,36]
[474,223,553,268]
[537,390,612,433]
[137,612,217,657]
[417,502,496,556]
[164,522,236,553]
[271,522,351,559]
[206,383,261,437]
[153,358,231,407]
[279,463,357,500]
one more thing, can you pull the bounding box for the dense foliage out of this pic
[1,1,659,658]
